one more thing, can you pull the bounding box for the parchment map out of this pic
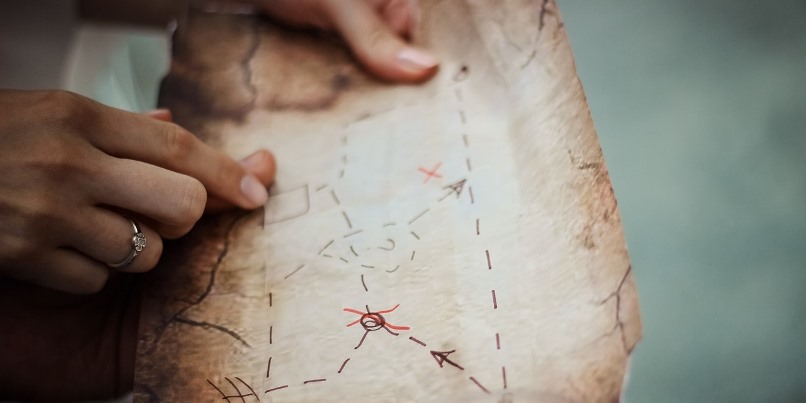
[134,1,641,402]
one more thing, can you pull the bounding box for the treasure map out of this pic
[134,1,641,402]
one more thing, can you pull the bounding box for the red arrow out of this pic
[430,350,464,370]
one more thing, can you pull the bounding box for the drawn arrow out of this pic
[443,179,467,199]
[430,350,464,370]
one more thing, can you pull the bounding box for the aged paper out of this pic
[134,1,641,402]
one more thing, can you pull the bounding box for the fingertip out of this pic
[364,45,440,83]
[145,108,173,122]
[239,149,277,186]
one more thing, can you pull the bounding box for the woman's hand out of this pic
[0,90,275,294]
[258,0,439,82]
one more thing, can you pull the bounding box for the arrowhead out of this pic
[443,179,466,198]
[430,350,464,370]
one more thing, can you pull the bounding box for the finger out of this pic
[145,108,173,122]
[90,156,207,238]
[85,105,273,210]
[68,208,163,273]
[324,0,439,83]
[206,149,277,213]
[371,0,416,37]
[24,249,110,295]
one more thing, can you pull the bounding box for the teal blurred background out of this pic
[2,1,804,402]
[561,1,806,402]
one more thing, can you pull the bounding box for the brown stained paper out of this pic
[134,1,641,402]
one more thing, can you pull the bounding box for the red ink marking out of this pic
[338,358,350,373]
[496,333,501,350]
[418,162,443,183]
[265,385,288,394]
[344,304,410,347]
[502,366,508,389]
[476,219,480,235]
[430,350,464,370]
[361,274,368,292]
[304,379,327,384]
[266,356,272,378]
[409,336,427,347]
[492,290,498,309]
[469,377,490,394]
[486,250,492,270]
[469,186,475,204]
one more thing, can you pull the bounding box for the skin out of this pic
[0,0,437,400]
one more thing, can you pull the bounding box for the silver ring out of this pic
[108,218,147,269]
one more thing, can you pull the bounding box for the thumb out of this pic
[324,0,439,83]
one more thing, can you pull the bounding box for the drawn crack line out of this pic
[599,265,634,354]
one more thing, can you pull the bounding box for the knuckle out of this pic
[42,90,96,129]
[164,124,198,163]
[1,235,37,263]
[171,178,207,227]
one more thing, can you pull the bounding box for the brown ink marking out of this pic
[284,264,305,279]
[235,377,259,401]
[319,239,334,255]
[350,245,359,257]
[502,366,508,389]
[466,157,472,172]
[265,385,288,394]
[207,380,229,402]
[492,290,498,309]
[341,210,352,229]
[454,87,463,101]
[338,169,345,178]
[266,356,272,378]
[408,208,430,224]
[469,377,490,394]
[459,110,467,125]
[343,229,363,238]
[341,154,347,164]
[269,325,273,344]
[269,293,272,307]
[354,330,370,349]
[330,189,341,205]
[411,250,416,261]
[418,162,443,183]
[454,65,469,81]
[315,184,327,192]
[338,358,350,373]
[486,250,492,270]
[304,379,327,384]
[378,239,396,251]
[409,336,427,347]
[383,222,396,227]
[410,231,420,240]
[224,378,244,403]
[476,219,480,235]
[264,184,311,226]
[430,350,464,370]
[340,257,349,263]
[496,333,501,350]
[322,254,333,258]
[361,274,368,292]
[444,179,467,199]
[463,134,469,147]
[361,264,375,269]
[386,265,400,273]
[469,186,475,204]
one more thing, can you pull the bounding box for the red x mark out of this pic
[418,162,443,183]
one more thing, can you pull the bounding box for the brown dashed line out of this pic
[361,264,375,269]
[459,110,467,125]
[341,210,352,229]
[408,208,430,224]
[469,377,490,394]
[265,385,288,393]
[266,356,272,378]
[341,154,347,164]
[386,265,400,273]
[343,229,363,238]
[438,191,453,202]
[339,257,349,263]
[338,169,344,178]
[409,336,427,347]
[322,254,333,258]
[342,135,347,146]
[383,222,396,227]
[492,290,498,309]
[469,186,475,204]
[496,333,501,350]
[350,245,359,257]
[269,293,273,307]
[502,367,508,389]
[411,250,416,261]
[304,379,327,384]
[466,157,472,172]
[269,326,273,344]
[378,239,395,251]
[454,87,463,101]
[284,264,305,279]
[319,239,334,255]
[486,250,492,270]
[338,358,350,373]
[463,134,469,147]
[330,189,341,205]
[476,219,480,235]
[361,274,368,292]
[315,184,327,192]
[410,231,420,240]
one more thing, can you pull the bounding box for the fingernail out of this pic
[239,150,266,171]
[240,174,269,206]
[397,47,438,70]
